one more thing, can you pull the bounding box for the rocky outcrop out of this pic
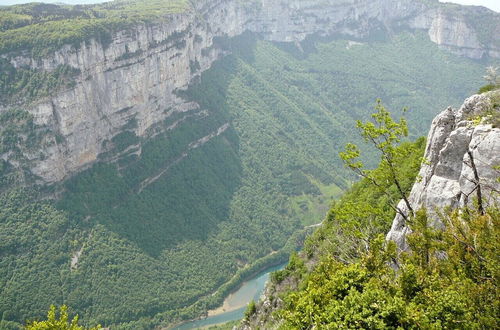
[386,91,500,250]
[1,0,499,183]
[409,5,500,59]
[250,0,500,59]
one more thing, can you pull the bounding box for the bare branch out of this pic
[467,151,484,215]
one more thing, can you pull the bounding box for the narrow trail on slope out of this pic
[137,123,230,193]
[304,222,323,229]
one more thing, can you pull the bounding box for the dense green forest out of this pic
[269,203,499,328]
[243,91,499,329]
[0,0,189,56]
[0,30,490,328]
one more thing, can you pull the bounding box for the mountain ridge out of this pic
[0,0,499,184]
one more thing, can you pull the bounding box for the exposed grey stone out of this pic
[387,92,500,251]
[1,0,499,183]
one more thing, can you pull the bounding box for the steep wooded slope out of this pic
[240,90,500,330]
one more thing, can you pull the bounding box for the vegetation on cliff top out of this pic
[276,207,499,329]
[0,0,190,56]
[1,0,499,58]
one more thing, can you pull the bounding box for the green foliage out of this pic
[474,89,500,128]
[271,252,307,284]
[109,130,139,153]
[253,136,423,328]
[0,108,33,181]
[271,103,498,329]
[304,137,425,262]
[278,206,499,329]
[0,107,49,188]
[0,190,78,324]
[478,66,500,94]
[478,83,496,94]
[244,300,256,320]
[0,31,488,328]
[0,0,190,57]
[26,305,100,330]
[0,58,79,104]
[0,320,22,330]
[340,100,414,220]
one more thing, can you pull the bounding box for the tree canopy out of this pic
[26,305,100,330]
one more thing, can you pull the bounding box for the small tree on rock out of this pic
[340,100,414,222]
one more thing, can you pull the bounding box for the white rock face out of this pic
[8,0,247,183]
[409,7,498,59]
[1,0,499,183]
[386,92,500,250]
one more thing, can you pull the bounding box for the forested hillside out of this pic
[0,29,491,328]
[240,90,500,329]
[0,0,189,56]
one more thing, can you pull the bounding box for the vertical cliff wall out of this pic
[1,0,499,184]
[3,0,251,183]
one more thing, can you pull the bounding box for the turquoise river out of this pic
[173,263,286,329]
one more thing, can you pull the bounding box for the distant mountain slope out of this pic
[0,0,499,185]
[0,29,490,328]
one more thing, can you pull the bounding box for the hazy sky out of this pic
[0,0,112,4]
[0,0,498,12]
[439,0,499,12]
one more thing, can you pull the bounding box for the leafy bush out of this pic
[279,206,499,329]
[478,83,496,94]
[26,305,100,330]
[271,252,307,284]
[244,300,256,320]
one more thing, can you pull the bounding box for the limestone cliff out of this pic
[387,90,500,250]
[1,0,499,184]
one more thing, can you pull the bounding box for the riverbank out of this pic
[167,224,317,329]
[206,260,285,317]
[206,297,238,317]
[172,263,287,329]
[165,252,289,329]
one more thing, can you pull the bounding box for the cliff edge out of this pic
[1,0,499,184]
[387,90,500,250]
